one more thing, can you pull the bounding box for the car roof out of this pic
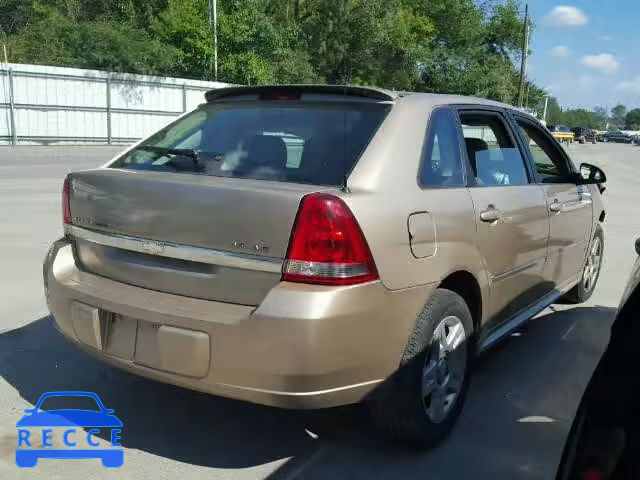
[203,85,541,127]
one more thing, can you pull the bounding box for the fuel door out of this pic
[408,212,436,258]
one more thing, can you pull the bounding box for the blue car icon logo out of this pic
[16,391,123,468]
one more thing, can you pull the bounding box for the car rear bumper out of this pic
[45,240,433,408]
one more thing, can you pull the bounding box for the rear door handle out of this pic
[549,200,562,213]
[479,205,501,222]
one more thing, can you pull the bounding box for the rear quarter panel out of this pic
[343,98,489,321]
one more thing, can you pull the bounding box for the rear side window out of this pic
[459,111,529,186]
[112,102,390,186]
[420,108,465,187]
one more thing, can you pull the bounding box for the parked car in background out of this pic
[556,239,640,480]
[631,134,640,145]
[602,131,633,143]
[44,85,607,448]
[595,130,607,142]
[572,127,597,144]
[548,124,575,144]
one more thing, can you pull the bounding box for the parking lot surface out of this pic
[1,143,639,479]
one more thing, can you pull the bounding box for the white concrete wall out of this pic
[0,63,230,145]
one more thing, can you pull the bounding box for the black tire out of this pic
[366,288,474,448]
[564,224,604,304]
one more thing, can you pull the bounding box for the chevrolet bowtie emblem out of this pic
[141,241,164,255]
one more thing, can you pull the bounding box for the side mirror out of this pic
[578,163,607,185]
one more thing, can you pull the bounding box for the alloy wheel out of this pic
[422,316,467,423]
[583,236,602,293]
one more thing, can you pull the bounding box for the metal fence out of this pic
[0,63,230,145]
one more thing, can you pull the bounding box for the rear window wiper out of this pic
[132,146,221,172]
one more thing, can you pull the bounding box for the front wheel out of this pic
[366,289,474,448]
[564,225,604,303]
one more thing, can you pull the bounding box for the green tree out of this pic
[563,109,602,129]
[525,83,548,112]
[593,107,608,130]
[2,0,546,105]
[415,0,527,102]
[153,0,318,84]
[301,0,433,88]
[5,2,179,74]
[0,0,37,35]
[151,0,211,79]
[611,104,627,128]
[543,96,563,125]
[625,108,640,129]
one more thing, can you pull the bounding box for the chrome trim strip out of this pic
[216,378,383,397]
[478,278,577,352]
[491,256,546,282]
[65,225,283,273]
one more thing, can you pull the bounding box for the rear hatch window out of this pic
[111,101,390,186]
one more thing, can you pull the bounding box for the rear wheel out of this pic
[564,225,604,303]
[367,289,474,448]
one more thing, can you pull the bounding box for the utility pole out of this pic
[208,0,218,81]
[517,4,530,109]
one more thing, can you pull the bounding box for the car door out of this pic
[457,108,550,325]
[512,115,593,291]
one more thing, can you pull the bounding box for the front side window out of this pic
[517,119,573,183]
[112,101,390,187]
[459,111,529,186]
[420,108,465,187]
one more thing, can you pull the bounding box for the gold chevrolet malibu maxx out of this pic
[44,85,607,447]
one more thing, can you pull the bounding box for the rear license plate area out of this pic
[70,301,137,359]
[69,302,210,377]
[104,314,137,359]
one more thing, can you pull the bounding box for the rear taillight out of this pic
[283,193,378,286]
[581,468,606,480]
[62,176,72,225]
[260,91,301,101]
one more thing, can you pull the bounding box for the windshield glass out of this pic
[112,102,389,186]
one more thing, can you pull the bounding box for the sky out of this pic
[526,1,640,110]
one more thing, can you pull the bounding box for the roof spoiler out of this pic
[204,85,396,102]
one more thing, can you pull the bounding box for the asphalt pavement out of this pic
[1,143,639,479]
